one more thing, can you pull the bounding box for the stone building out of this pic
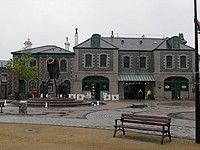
[0,60,12,99]
[11,32,195,100]
[11,38,74,98]
[73,33,195,100]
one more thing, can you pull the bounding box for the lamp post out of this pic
[194,0,200,144]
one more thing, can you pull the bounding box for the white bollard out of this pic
[97,101,99,106]
[4,100,7,106]
[45,102,48,108]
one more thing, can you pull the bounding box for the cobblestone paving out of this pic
[0,100,195,139]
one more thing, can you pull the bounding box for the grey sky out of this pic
[0,0,199,59]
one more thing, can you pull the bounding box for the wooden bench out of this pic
[113,113,171,144]
[0,102,5,113]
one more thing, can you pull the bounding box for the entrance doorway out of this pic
[164,77,189,100]
[82,76,109,100]
[124,82,145,99]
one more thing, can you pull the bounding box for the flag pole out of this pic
[194,0,200,144]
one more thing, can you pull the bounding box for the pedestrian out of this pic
[146,89,151,100]
[138,89,143,102]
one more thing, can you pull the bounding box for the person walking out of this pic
[146,89,152,100]
[138,89,143,102]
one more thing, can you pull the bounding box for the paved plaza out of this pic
[0,99,195,139]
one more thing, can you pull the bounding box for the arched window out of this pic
[30,59,37,67]
[180,56,187,68]
[166,56,173,68]
[46,58,54,72]
[85,54,92,67]
[100,54,107,67]
[123,56,130,68]
[140,56,146,69]
[60,59,67,72]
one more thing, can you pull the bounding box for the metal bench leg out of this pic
[161,132,165,144]
[113,128,117,137]
[122,127,125,135]
[161,126,165,144]
[168,126,171,142]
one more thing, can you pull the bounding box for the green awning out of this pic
[118,74,155,82]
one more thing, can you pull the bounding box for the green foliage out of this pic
[7,53,38,80]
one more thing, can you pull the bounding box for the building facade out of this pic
[0,60,12,99]
[11,33,195,100]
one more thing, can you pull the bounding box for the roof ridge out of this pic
[102,37,165,40]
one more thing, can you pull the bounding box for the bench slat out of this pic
[122,114,170,120]
[114,125,167,132]
[122,119,169,126]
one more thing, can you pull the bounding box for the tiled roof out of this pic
[102,37,165,51]
[12,45,74,54]
[74,36,194,51]
[74,38,118,49]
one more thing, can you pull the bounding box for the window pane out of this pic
[166,56,172,68]
[124,56,130,68]
[180,56,186,68]
[30,60,36,67]
[60,60,67,72]
[140,57,146,68]
[85,54,92,67]
[100,55,107,67]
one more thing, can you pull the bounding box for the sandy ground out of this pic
[0,123,200,150]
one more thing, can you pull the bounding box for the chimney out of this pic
[24,38,32,49]
[111,30,114,38]
[75,28,78,46]
[179,33,187,44]
[64,37,70,50]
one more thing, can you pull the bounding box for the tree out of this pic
[7,53,38,99]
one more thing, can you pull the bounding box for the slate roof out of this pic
[74,36,194,51]
[12,45,74,54]
[102,37,165,51]
[0,60,9,67]
[75,38,118,49]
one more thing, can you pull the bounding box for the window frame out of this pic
[166,55,173,69]
[123,56,130,68]
[60,59,67,72]
[99,54,108,68]
[29,59,37,67]
[180,55,187,69]
[84,53,93,68]
[139,56,147,69]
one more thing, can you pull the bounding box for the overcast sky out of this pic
[0,0,199,59]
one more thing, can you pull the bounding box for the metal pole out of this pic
[194,0,200,143]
